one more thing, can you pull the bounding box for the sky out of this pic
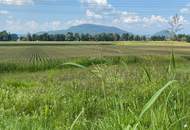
[0,0,190,34]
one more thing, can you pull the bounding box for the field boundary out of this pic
[0,42,113,46]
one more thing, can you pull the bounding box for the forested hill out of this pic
[38,24,128,35]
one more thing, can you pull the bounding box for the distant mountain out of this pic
[37,24,128,35]
[153,30,175,38]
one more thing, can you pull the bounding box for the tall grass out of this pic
[0,55,189,130]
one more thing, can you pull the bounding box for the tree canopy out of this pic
[0,31,18,41]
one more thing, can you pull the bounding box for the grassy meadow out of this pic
[0,41,190,130]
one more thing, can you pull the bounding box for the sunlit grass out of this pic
[0,54,190,130]
[115,41,190,46]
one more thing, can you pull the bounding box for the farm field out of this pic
[0,41,190,60]
[0,41,190,72]
[0,41,190,130]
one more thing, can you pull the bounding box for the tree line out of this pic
[0,31,18,41]
[19,32,190,42]
[20,32,147,41]
[0,30,190,42]
[150,35,190,42]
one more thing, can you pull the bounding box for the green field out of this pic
[0,41,190,60]
[0,41,190,72]
[0,41,190,130]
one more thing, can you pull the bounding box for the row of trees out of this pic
[21,32,190,42]
[150,35,190,42]
[0,31,18,41]
[1,31,189,42]
[176,34,190,42]
[20,32,147,41]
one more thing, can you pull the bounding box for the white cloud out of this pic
[80,0,113,19]
[86,9,103,19]
[113,12,141,24]
[64,19,95,28]
[0,10,9,15]
[180,3,190,14]
[79,0,187,34]
[0,0,33,5]
[80,0,108,6]
[142,15,168,27]
[149,15,168,23]
[2,20,65,33]
[5,20,38,32]
[50,21,62,30]
[180,8,190,14]
[81,0,168,27]
[113,12,168,27]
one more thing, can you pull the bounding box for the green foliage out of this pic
[0,31,18,41]
[139,80,177,119]
[0,55,190,130]
[61,62,86,69]
[0,47,62,73]
[175,34,190,42]
[20,32,147,41]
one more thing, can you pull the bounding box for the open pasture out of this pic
[0,41,190,130]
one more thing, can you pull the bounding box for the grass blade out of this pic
[142,66,151,82]
[70,108,84,130]
[139,80,177,119]
[168,115,190,129]
[171,50,176,69]
[61,62,86,69]
[125,125,132,130]
[168,50,176,75]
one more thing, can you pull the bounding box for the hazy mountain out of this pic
[38,24,128,35]
[153,30,175,38]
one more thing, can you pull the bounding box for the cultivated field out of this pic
[0,41,190,130]
[0,41,190,60]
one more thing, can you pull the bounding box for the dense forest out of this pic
[0,30,190,42]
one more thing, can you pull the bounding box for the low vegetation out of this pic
[0,43,189,129]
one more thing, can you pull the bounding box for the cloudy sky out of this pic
[0,0,190,34]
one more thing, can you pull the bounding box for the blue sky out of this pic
[0,0,190,34]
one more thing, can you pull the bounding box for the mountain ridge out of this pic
[37,24,128,35]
